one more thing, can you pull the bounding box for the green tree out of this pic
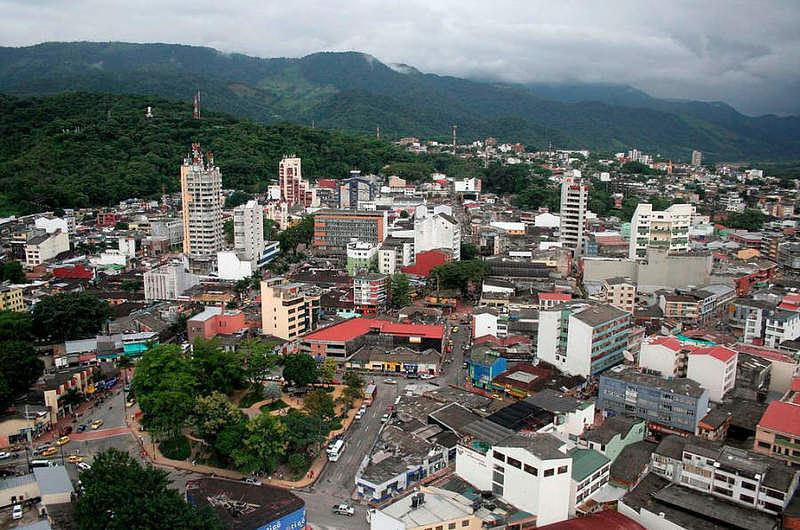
[431,260,489,296]
[120,279,142,293]
[460,243,478,261]
[0,340,43,410]
[32,292,110,342]
[223,219,234,246]
[0,261,26,284]
[75,449,221,530]
[390,273,411,309]
[515,178,560,211]
[726,209,768,231]
[282,409,326,456]
[224,190,251,209]
[232,414,287,474]
[278,216,314,254]
[191,391,245,441]
[319,358,337,386]
[0,310,33,341]
[287,453,308,475]
[303,389,335,420]
[191,338,243,395]
[239,338,278,387]
[263,219,278,241]
[213,420,247,464]
[282,353,318,387]
[621,161,656,174]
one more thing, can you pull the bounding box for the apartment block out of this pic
[597,366,710,435]
[260,278,320,340]
[537,301,632,377]
[353,273,389,316]
[638,336,693,378]
[763,310,800,348]
[629,203,692,259]
[0,285,24,312]
[754,399,800,465]
[377,236,414,275]
[278,156,315,207]
[143,259,199,301]
[180,144,223,259]
[601,276,636,314]
[233,199,264,265]
[559,172,589,255]
[686,346,738,402]
[414,211,461,261]
[25,229,69,267]
[313,210,387,256]
[346,240,378,276]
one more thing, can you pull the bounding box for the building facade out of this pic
[233,199,265,265]
[180,144,223,258]
[353,273,389,315]
[25,230,69,267]
[260,278,320,340]
[313,210,388,256]
[559,172,589,255]
[629,203,692,259]
[143,259,200,301]
[0,286,24,312]
[414,212,461,261]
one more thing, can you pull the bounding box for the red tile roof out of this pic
[537,511,645,530]
[646,336,697,352]
[690,345,737,363]
[758,400,800,437]
[732,343,795,363]
[302,318,443,342]
[539,293,572,301]
[791,376,800,392]
[401,250,450,277]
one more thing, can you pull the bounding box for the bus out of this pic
[363,384,377,406]
[326,439,345,462]
[29,460,58,469]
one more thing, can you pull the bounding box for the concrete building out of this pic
[691,150,703,167]
[370,487,482,530]
[25,230,69,267]
[34,216,69,235]
[150,218,183,246]
[216,250,253,281]
[559,172,589,255]
[278,156,315,207]
[629,203,692,259]
[353,273,390,315]
[346,239,378,275]
[455,433,573,526]
[378,237,414,275]
[598,366,710,436]
[180,144,223,258]
[538,302,632,377]
[414,211,461,261]
[601,277,636,314]
[638,336,694,378]
[0,285,24,312]
[260,278,320,340]
[580,416,647,462]
[143,259,199,301]
[764,310,800,348]
[187,306,248,343]
[313,210,388,256]
[686,346,738,403]
[582,248,713,291]
[339,172,376,209]
[233,200,264,265]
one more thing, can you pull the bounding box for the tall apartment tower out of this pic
[180,144,223,258]
[691,150,703,167]
[278,156,315,207]
[628,203,692,259]
[559,171,589,255]
[234,199,265,265]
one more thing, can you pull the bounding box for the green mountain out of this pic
[0,92,413,214]
[0,42,798,161]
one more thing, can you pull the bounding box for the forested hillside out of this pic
[0,92,413,213]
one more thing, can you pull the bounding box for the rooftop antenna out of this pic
[452,125,458,154]
[193,90,201,119]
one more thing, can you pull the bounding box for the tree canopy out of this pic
[32,292,109,342]
[0,340,43,411]
[282,353,318,387]
[390,273,411,309]
[725,209,768,231]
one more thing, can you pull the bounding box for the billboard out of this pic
[256,506,306,530]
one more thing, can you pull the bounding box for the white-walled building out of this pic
[118,236,137,258]
[686,346,738,402]
[414,211,460,261]
[35,216,70,235]
[628,203,692,259]
[537,302,631,377]
[764,310,800,348]
[233,200,264,265]
[639,336,695,378]
[534,212,560,228]
[25,230,69,267]
[216,251,253,281]
[455,434,573,526]
[378,237,414,275]
[143,258,199,300]
[180,144,223,258]
[559,172,589,255]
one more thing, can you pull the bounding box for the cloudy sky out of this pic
[2,0,798,115]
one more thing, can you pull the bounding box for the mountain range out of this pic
[0,41,798,161]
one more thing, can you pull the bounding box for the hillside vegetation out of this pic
[0,92,412,213]
[1,42,799,160]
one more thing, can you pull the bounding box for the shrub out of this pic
[159,435,190,460]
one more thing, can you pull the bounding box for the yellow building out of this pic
[260,278,320,340]
[0,286,24,312]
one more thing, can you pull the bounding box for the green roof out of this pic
[568,447,610,482]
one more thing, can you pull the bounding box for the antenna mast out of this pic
[193,90,201,119]
[376,125,380,140]
[452,125,458,154]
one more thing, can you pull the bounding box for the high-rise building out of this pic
[414,209,461,261]
[691,150,703,167]
[338,171,376,209]
[313,210,387,256]
[352,273,390,315]
[628,203,692,259]
[559,171,589,255]
[233,200,264,265]
[260,278,320,340]
[278,156,315,207]
[537,301,631,377]
[180,144,223,259]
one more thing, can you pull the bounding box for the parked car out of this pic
[91,419,104,430]
[354,410,364,420]
[12,504,22,520]
[332,503,355,516]
[67,455,83,464]
[383,378,397,385]
[452,326,459,333]
[126,400,136,408]
[0,451,10,459]
[242,476,262,485]
[420,374,435,380]
[380,413,390,423]
[41,447,58,458]
[77,424,88,432]
[56,436,70,446]
[77,462,91,471]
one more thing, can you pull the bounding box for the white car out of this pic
[77,462,91,471]
[383,378,397,385]
[242,476,262,485]
[420,374,435,380]
[332,503,355,516]
[12,504,22,520]
[0,451,11,459]
[354,411,364,421]
[380,413,390,423]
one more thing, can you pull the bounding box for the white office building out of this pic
[233,200,265,265]
[629,203,692,259]
[559,171,589,255]
[414,211,461,261]
[143,258,199,300]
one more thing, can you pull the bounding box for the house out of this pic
[466,346,507,390]
[754,399,800,465]
[686,345,738,402]
[638,335,696,378]
[186,306,248,342]
[580,416,647,462]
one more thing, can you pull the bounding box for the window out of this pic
[740,494,755,504]
[544,468,554,477]
[436,526,443,530]
[763,501,783,513]
[757,441,771,449]
[741,481,756,491]
[462,521,470,528]
[493,471,504,484]
[507,457,521,469]
[449,524,456,530]
[761,488,785,501]
[493,451,506,462]
[524,464,538,476]
[558,465,569,475]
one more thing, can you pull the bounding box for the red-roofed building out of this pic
[317,178,338,189]
[538,292,572,310]
[638,335,698,378]
[779,293,800,312]
[52,263,94,280]
[401,249,451,277]
[300,318,443,360]
[687,346,738,402]
[537,510,644,530]
[754,400,800,463]
[733,343,798,393]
